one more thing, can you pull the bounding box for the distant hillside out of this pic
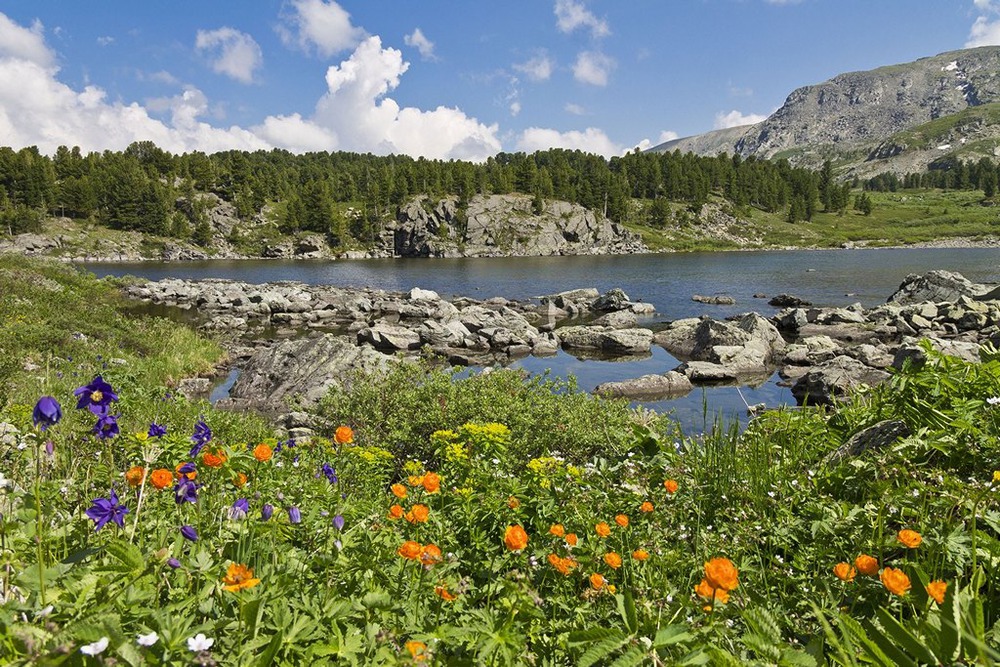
[651,46,1000,176]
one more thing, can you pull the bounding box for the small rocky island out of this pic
[122,269,1000,435]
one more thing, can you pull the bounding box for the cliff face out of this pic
[382,194,646,258]
[650,46,1000,174]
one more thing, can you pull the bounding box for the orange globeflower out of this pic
[252,444,272,462]
[507,496,521,509]
[926,580,948,605]
[233,472,248,488]
[639,501,654,513]
[387,504,404,520]
[202,449,227,468]
[408,474,425,488]
[664,479,679,494]
[855,554,879,576]
[632,549,649,561]
[421,544,442,565]
[410,504,430,523]
[549,523,566,537]
[615,514,629,528]
[595,522,611,538]
[504,525,529,551]
[604,552,623,569]
[833,562,857,582]
[422,472,441,494]
[149,468,173,490]
[221,563,261,592]
[398,540,423,560]
[881,567,911,596]
[897,529,922,549]
[175,463,196,480]
[694,579,730,605]
[405,641,427,662]
[334,425,354,445]
[434,585,457,601]
[565,533,579,547]
[125,466,145,487]
[590,572,607,591]
[547,553,577,575]
[391,483,408,499]
[704,558,739,592]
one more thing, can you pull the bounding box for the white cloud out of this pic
[554,0,610,38]
[0,14,54,68]
[631,131,680,152]
[149,70,180,86]
[0,14,500,161]
[403,28,436,60]
[967,16,1000,46]
[257,36,501,160]
[97,36,114,47]
[277,0,366,57]
[573,51,614,86]
[509,100,521,116]
[195,28,263,84]
[517,126,621,158]
[564,103,586,115]
[513,53,554,82]
[713,109,768,129]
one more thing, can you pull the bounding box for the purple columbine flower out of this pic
[261,504,274,521]
[73,375,119,415]
[167,558,182,569]
[32,396,62,431]
[229,498,249,521]
[174,477,198,505]
[321,463,338,485]
[332,514,345,531]
[288,506,301,524]
[85,489,129,531]
[147,422,167,438]
[189,418,212,458]
[180,525,198,541]
[93,413,120,440]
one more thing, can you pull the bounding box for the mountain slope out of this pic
[651,46,1000,175]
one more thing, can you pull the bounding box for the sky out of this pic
[0,1,996,161]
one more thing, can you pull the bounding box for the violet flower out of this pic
[332,514,345,531]
[32,396,62,431]
[180,525,198,541]
[229,498,249,521]
[174,477,198,505]
[147,422,167,438]
[73,375,118,415]
[93,413,120,440]
[322,463,338,485]
[85,489,129,531]
[288,506,301,524]
[189,418,212,458]
[261,504,274,521]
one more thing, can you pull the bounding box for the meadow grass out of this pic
[1,257,999,665]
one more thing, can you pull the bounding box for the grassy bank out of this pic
[1,257,999,665]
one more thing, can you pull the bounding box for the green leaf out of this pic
[104,541,145,573]
[653,625,693,648]
[578,635,631,667]
[610,645,647,667]
[254,630,283,667]
[874,608,938,666]
[778,648,818,667]
[939,581,961,662]
[616,590,638,635]
[568,627,624,646]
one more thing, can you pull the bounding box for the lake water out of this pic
[84,248,1000,431]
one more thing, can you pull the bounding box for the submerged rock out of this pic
[594,371,693,399]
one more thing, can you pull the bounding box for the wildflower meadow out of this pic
[1,257,1000,665]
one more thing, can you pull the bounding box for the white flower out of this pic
[187,633,215,652]
[34,605,54,619]
[80,637,109,656]
[137,631,159,647]
[987,396,1000,406]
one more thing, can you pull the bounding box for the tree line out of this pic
[0,141,936,242]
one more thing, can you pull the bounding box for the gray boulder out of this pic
[558,326,653,354]
[357,323,423,351]
[592,310,639,329]
[592,288,633,312]
[887,270,990,305]
[791,356,890,406]
[594,371,693,399]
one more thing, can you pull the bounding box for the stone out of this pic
[357,323,422,351]
[825,420,911,466]
[692,294,736,305]
[557,326,652,354]
[790,356,890,406]
[591,310,638,329]
[768,294,812,308]
[408,287,440,301]
[592,288,632,312]
[594,371,693,399]
[886,270,991,306]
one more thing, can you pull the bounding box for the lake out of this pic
[84,247,1000,430]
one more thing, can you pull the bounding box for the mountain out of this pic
[651,46,1000,176]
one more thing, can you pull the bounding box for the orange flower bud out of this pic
[125,466,145,487]
[504,525,528,551]
[664,479,679,494]
[334,425,354,445]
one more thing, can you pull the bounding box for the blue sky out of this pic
[0,1,993,160]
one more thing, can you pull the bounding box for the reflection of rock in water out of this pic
[561,348,653,363]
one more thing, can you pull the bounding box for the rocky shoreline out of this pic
[121,269,1000,436]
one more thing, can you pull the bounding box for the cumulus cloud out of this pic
[554,0,610,38]
[403,28,436,60]
[967,16,1000,46]
[517,126,621,158]
[195,27,263,83]
[631,130,680,152]
[257,36,501,160]
[713,109,768,129]
[564,103,585,115]
[0,14,500,161]
[513,53,554,82]
[0,14,54,67]
[277,0,366,57]
[573,51,614,86]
